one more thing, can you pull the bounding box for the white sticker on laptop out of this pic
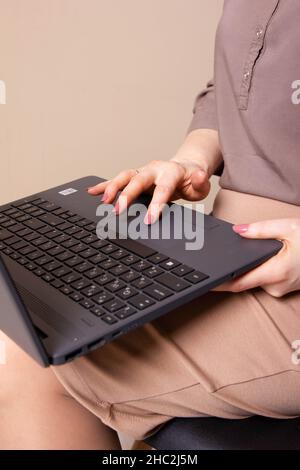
[59,188,78,196]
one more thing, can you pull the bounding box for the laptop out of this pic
[0,176,282,366]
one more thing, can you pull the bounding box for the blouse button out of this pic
[256,29,264,38]
[243,71,251,80]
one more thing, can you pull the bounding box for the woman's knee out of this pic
[0,331,68,405]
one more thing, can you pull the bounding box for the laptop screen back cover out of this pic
[0,255,49,366]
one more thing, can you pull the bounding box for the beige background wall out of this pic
[0,0,222,210]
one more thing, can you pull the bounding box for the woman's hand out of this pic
[88,160,210,224]
[87,129,222,224]
[216,218,300,298]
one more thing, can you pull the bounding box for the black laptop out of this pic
[0,176,282,366]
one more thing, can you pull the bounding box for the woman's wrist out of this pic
[171,128,223,177]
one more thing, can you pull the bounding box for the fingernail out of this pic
[113,202,119,214]
[233,224,249,234]
[101,193,108,202]
[144,212,152,225]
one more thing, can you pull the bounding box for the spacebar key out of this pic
[113,238,157,258]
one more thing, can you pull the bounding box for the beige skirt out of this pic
[53,190,300,440]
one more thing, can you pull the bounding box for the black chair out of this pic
[145,416,300,450]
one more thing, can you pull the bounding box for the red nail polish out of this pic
[233,224,249,234]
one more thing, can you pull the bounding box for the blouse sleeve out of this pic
[186,80,218,134]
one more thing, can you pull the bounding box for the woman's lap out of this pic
[52,289,300,440]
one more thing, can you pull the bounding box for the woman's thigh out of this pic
[52,289,300,440]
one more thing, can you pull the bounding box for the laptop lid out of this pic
[0,255,49,367]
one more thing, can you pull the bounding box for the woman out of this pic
[1,0,300,449]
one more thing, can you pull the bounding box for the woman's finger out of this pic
[145,175,181,224]
[115,170,156,214]
[181,168,211,200]
[87,180,109,195]
[90,170,138,203]
[233,218,300,242]
[214,254,284,293]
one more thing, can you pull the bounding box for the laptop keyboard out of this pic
[0,196,209,326]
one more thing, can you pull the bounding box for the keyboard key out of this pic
[62,272,82,284]
[25,262,36,271]
[89,253,107,264]
[129,294,155,310]
[23,219,46,230]
[103,299,125,313]
[36,255,53,266]
[90,306,105,317]
[0,229,13,241]
[19,245,36,256]
[38,201,60,212]
[1,220,17,228]
[172,265,194,277]
[32,236,48,247]
[85,266,104,279]
[39,213,63,226]
[144,284,173,301]
[56,222,73,231]
[45,229,61,239]
[75,261,93,273]
[122,254,140,265]
[101,243,118,255]
[102,259,118,270]
[3,247,13,256]
[156,273,189,292]
[120,270,140,283]
[92,291,113,305]
[95,273,115,286]
[55,251,74,262]
[53,233,72,244]
[109,264,129,276]
[17,228,34,238]
[115,305,137,320]
[76,218,92,228]
[91,239,109,249]
[17,257,28,266]
[39,240,57,252]
[12,240,28,251]
[5,236,21,246]
[66,256,83,267]
[69,292,84,302]
[60,285,73,295]
[70,243,87,254]
[30,209,46,218]
[27,250,43,261]
[82,234,99,245]
[184,271,209,284]
[50,279,64,289]
[80,299,95,310]
[132,276,153,289]
[71,279,91,291]
[43,260,62,272]
[159,259,181,270]
[74,230,89,240]
[34,267,45,277]
[101,314,118,325]
[82,284,102,298]
[144,266,164,278]
[14,214,31,223]
[53,266,72,278]
[24,232,41,242]
[11,251,21,260]
[113,239,157,258]
[80,247,98,259]
[48,245,65,257]
[61,238,78,249]
[42,273,55,283]
[111,248,129,260]
[117,286,138,300]
[106,279,126,293]
[86,223,97,232]
[132,260,152,272]
[68,215,84,224]
[65,226,82,236]
[53,207,68,216]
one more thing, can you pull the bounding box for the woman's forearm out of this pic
[171,128,223,177]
